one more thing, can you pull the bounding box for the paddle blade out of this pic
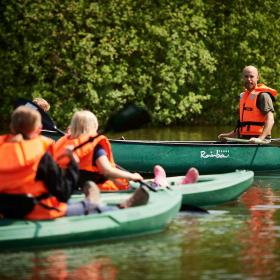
[270,139,280,146]
[104,104,150,133]
[180,204,209,213]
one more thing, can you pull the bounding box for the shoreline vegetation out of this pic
[1,1,280,128]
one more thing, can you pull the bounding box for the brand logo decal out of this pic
[200,150,230,159]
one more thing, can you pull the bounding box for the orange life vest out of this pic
[0,134,67,220]
[54,134,129,191]
[239,83,277,136]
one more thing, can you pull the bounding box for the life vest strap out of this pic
[238,121,265,127]
[243,107,253,111]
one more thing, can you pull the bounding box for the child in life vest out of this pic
[54,110,146,192]
[53,110,199,192]
[0,106,149,220]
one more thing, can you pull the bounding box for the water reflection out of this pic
[1,183,280,279]
[0,250,118,280]
[31,251,68,279]
[239,186,278,279]
[110,125,280,141]
[110,125,233,141]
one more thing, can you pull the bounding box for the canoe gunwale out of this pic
[110,139,276,147]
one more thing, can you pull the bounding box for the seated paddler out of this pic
[53,110,200,192]
[0,106,149,220]
[53,110,145,192]
[218,65,277,144]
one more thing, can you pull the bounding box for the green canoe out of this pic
[111,139,280,176]
[0,187,182,251]
[167,170,254,207]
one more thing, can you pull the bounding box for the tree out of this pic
[0,0,215,129]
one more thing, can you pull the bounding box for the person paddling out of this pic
[53,110,150,192]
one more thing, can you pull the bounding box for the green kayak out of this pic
[127,170,253,208]
[110,139,280,176]
[167,170,254,207]
[0,187,182,251]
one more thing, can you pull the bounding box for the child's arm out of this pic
[96,155,143,181]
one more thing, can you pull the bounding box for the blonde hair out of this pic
[10,106,42,137]
[70,110,99,138]
[33,97,50,112]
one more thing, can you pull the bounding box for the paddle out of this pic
[222,137,254,144]
[221,136,280,149]
[270,139,280,146]
[15,98,151,137]
[222,137,278,145]
[52,103,151,150]
[180,204,209,213]
[104,103,151,133]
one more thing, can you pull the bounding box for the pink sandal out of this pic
[180,167,199,184]
[153,165,168,187]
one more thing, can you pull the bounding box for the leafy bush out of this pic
[1,0,280,129]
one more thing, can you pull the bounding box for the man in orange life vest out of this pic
[0,106,149,220]
[218,65,277,144]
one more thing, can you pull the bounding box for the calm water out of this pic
[109,125,280,141]
[1,126,280,280]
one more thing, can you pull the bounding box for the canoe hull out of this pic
[0,188,181,250]
[111,139,280,176]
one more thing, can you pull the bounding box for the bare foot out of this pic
[83,181,101,204]
[119,186,149,208]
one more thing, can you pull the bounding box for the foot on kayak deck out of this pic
[119,186,149,208]
[83,181,101,204]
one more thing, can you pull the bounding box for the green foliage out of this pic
[1,0,280,128]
